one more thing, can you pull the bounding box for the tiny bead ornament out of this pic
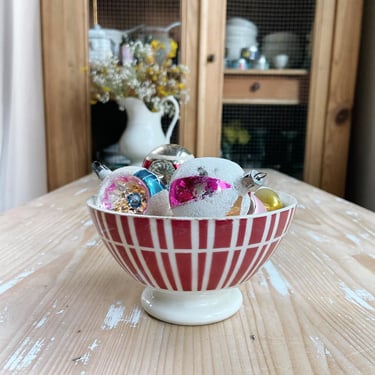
[92,146,283,217]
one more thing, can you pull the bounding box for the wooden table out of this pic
[1,170,374,374]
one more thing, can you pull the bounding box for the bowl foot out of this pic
[141,287,243,325]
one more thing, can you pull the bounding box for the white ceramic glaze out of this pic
[117,96,179,166]
[141,287,243,325]
[273,54,289,69]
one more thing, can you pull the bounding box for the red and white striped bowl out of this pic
[87,192,297,292]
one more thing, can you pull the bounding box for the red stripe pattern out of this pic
[88,193,297,292]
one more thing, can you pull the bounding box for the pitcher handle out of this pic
[161,96,180,143]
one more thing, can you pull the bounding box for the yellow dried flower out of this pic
[168,39,178,59]
[89,39,189,114]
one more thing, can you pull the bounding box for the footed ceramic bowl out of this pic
[87,192,297,325]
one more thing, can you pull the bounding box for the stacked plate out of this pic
[225,17,258,60]
[262,32,301,68]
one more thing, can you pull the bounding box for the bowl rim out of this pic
[87,191,297,221]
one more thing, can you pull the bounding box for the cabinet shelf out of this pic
[223,70,309,105]
[224,69,309,76]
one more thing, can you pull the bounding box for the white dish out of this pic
[263,32,299,43]
[227,17,258,33]
[262,33,301,67]
[226,24,257,36]
[273,54,289,69]
[262,43,301,68]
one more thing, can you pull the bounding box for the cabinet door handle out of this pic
[250,82,260,92]
[207,54,215,63]
[335,108,350,125]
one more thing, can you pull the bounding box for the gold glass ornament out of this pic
[255,187,283,211]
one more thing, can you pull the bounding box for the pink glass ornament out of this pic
[169,176,232,208]
[101,175,149,214]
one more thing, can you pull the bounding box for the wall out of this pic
[346,0,375,211]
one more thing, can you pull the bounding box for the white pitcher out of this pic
[117,96,180,166]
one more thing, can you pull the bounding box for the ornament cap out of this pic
[92,161,112,180]
[241,170,267,191]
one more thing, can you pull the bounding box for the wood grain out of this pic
[303,0,336,189]
[41,0,91,191]
[224,69,309,76]
[179,0,200,154]
[223,74,308,104]
[304,0,363,197]
[0,170,374,374]
[321,0,363,196]
[195,0,227,157]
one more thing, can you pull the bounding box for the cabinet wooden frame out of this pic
[41,0,91,191]
[304,0,363,196]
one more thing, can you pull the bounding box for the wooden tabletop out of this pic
[0,170,374,374]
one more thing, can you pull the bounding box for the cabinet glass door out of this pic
[88,0,183,168]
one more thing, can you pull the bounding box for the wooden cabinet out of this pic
[41,0,362,197]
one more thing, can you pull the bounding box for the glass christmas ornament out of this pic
[143,143,194,186]
[98,175,149,214]
[255,187,283,211]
